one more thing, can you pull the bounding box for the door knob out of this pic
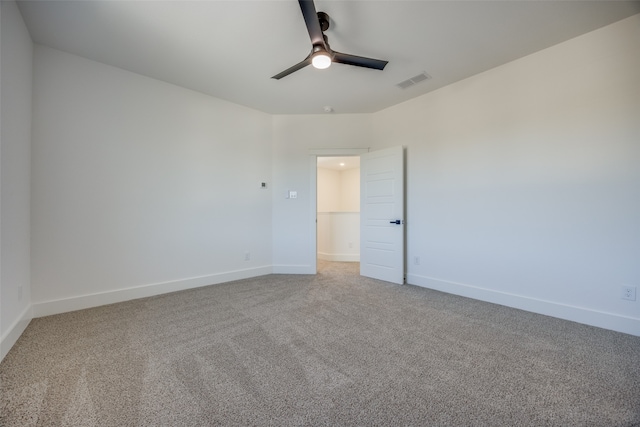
[389,220,402,224]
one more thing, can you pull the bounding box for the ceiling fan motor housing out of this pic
[317,11,330,32]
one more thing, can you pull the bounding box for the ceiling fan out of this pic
[272,0,389,80]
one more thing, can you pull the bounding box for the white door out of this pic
[360,146,405,284]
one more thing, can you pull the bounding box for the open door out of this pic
[360,146,405,284]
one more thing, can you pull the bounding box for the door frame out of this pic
[309,148,370,274]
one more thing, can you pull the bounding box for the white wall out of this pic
[31,46,273,315]
[372,14,640,335]
[317,166,360,213]
[339,168,360,212]
[271,114,372,273]
[317,213,360,262]
[0,0,33,360]
[317,167,340,212]
[317,166,360,261]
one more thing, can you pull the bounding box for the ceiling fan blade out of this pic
[271,55,312,80]
[333,51,389,70]
[299,0,324,46]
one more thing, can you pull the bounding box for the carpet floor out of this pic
[1,261,639,426]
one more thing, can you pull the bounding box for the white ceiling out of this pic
[17,0,640,115]
[317,156,360,170]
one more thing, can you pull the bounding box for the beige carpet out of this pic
[1,261,639,426]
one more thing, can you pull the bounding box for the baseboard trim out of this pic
[407,273,640,337]
[32,266,273,318]
[318,252,360,262]
[272,265,316,274]
[1,304,33,362]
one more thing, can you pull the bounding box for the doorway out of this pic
[308,147,405,282]
[308,148,369,274]
[316,156,361,267]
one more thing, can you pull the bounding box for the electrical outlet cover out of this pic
[622,286,637,301]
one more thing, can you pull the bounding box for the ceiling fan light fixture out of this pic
[311,50,332,69]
